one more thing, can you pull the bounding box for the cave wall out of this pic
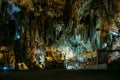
[0,0,120,69]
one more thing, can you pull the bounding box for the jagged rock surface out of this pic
[0,0,120,69]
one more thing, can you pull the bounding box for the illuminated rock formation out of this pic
[0,0,120,69]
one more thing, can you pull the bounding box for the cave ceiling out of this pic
[0,0,120,47]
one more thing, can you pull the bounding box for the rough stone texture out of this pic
[0,0,120,69]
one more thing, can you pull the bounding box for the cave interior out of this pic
[0,0,120,70]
